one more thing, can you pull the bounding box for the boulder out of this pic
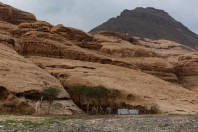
[2,94,34,114]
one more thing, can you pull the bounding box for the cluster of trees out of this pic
[40,86,160,115]
[67,84,109,114]
[40,84,115,114]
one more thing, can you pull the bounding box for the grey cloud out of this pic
[1,0,198,34]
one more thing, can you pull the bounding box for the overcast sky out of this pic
[1,0,198,34]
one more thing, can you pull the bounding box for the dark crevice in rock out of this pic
[0,86,9,100]
[46,65,96,70]
[16,90,42,100]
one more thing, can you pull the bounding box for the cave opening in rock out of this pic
[16,90,43,100]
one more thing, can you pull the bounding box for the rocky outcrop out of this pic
[0,21,21,52]
[0,94,34,114]
[0,43,69,98]
[175,55,198,92]
[138,39,197,62]
[0,2,36,24]
[19,21,53,33]
[51,24,103,50]
[95,31,139,44]
[94,33,178,82]
[17,24,177,82]
[0,24,82,115]
[51,24,93,41]
[90,7,198,49]
[0,19,81,115]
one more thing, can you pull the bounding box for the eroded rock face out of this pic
[176,55,198,92]
[0,2,36,24]
[94,33,178,82]
[0,43,83,115]
[52,24,93,41]
[17,24,177,82]
[0,21,17,43]
[29,56,198,114]
[138,38,197,62]
[0,44,69,98]
[19,21,53,33]
[0,94,34,114]
[0,19,82,115]
[0,2,198,115]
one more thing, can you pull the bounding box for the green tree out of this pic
[42,86,61,114]
[68,84,109,114]
[91,86,109,114]
[67,84,91,113]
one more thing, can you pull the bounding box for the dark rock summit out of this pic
[90,7,198,49]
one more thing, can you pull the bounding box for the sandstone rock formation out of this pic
[90,7,198,49]
[138,38,197,62]
[0,2,36,24]
[29,56,198,114]
[0,3,198,115]
[93,32,178,82]
[0,17,81,115]
[1,94,34,114]
[176,55,198,92]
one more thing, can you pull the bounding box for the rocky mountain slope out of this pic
[90,7,198,49]
[0,3,198,115]
[0,2,36,24]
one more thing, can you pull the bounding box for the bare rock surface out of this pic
[29,56,198,114]
[0,43,84,115]
[139,38,198,62]
[176,55,198,92]
[0,2,36,24]
[0,44,68,98]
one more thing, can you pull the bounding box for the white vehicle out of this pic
[117,109,139,115]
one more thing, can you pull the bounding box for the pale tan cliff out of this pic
[0,2,198,115]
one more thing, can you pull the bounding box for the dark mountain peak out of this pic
[136,7,168,13]
[90,7,198,49]
[130,7,166,13]
[142,7,170,16]
[120,7,173,22]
